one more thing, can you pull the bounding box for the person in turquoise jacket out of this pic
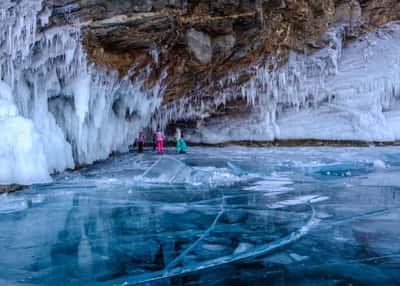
[176,136,188,154]
[175,128,188,154]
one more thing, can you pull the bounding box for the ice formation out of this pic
[142,156,240,186]
[2,0,400,185]
[0,0,164,184]
[0,81,50,184]
[163,23,400,143]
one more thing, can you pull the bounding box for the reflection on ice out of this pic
[0,147,399,285]
[0,195,28,213]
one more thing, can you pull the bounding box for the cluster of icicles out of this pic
[152,27,343,130]
[155,23,400,142]
[1,0,400,184]
[0,0,165,184]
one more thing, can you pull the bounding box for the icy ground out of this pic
[0,147,399,285]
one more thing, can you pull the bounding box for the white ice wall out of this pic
[170,23,400,144]
[0,80,51,185]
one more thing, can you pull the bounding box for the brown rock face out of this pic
[0,184,25,193]
[44,0,400,124]
[186,28,213,64]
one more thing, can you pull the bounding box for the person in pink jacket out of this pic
[156,130,164,154]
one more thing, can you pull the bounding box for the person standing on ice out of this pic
[175,128,188,154]
[137,132,145,153]
[152,132,157,151]
[156,130,164,154]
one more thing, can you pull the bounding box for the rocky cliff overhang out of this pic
[44,0,400,100]
[43,0,400,142]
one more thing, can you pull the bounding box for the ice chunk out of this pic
[159,205,188,214]
[227,162,245,176]
[262,252,293,265]
[142,156,193,184]
[244,176,293,194]
[233,242,253,255]
[141,156,239,185]
[269,195,318,209]
[202,244,227,252]
[289,253,309,262]
[309,196,330,204]
[373,159,386,169]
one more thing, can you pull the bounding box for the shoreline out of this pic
[2,139,399,194]
[184,139,400,148]
[0,184,26,194]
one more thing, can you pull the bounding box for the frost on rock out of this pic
[0,0,165,184]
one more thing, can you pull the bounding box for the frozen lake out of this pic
[0,147,399,285]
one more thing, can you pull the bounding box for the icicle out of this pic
[0,0,167,184]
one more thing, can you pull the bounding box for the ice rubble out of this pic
[164,23,400,144]
[0,0,164,184]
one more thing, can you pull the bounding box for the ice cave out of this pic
[0,0,399,285]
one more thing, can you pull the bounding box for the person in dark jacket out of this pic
[152,132,157,151]
[138,132,145,153]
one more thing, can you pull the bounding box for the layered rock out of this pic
[55,0,338,100]
[48,1,398,92]
[43,0,400,138]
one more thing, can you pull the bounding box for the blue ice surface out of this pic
[0,146,399,286]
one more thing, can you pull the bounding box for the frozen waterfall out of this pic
[0,0,164,185]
